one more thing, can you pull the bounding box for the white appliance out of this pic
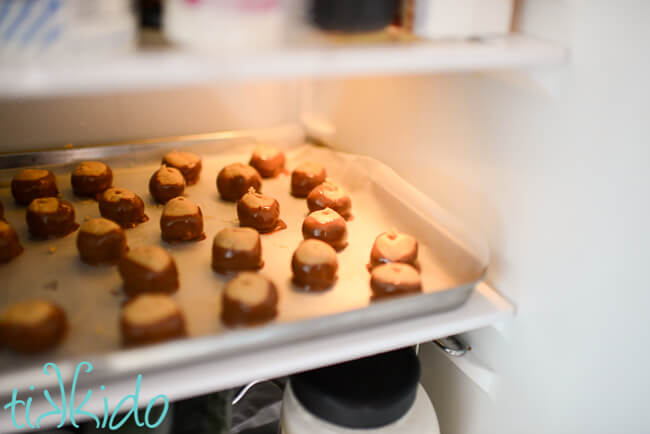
[1,1,649,433]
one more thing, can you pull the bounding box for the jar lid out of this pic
[290,348,420,429]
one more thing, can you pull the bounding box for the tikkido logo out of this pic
[2,362,169,430]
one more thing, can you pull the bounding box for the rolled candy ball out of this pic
[212,227,263,274]
[71,161,113,197]
[307,181,352,219]
[0,300,67,354]
[0,221,23,263]
[370,263,422,300]
[302,207,348,251]
[160,196,205,242]
[149,165,186,204]
[118,245,179,297]
[163,151,202,185]
[76,218,128,265]
[26,197,79,239]
[99,187,148,228]
[291,239,338,291]
[221,272,279,327]
[291,162,326,198]
[369,230,418,270]
[11,169,59,205]
[249,145,286,178]
[237,188,282,233]
[217,163,262,202]
[120,294,186,347]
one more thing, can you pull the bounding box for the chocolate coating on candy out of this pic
[11,169,59,205]
[149,166,186,204]
[76,218,128,265]
[291,239,338,291]
[26,197,79,239]
[71,161,113,197]
[291,162,326,198]
[221,272,278,327]
[307,181,352,219]
[0,300,67,354]
[212,227,263,273]
[121,294,186,347]
[118,246,179,297]
[217,163,262,202]
[302,208,348,251]
[370,263,422,300]
[160,197,205,242]
[237,188,284,233]
[163,151,202,185]
[0,199,4,221]
[369,230,418,270]
[0,221,23,263]
[99,187,149,228]
[249,145,286,178]
[121,295,186,346]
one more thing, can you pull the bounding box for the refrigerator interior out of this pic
[1,1,649,433]
[302,2,650,433]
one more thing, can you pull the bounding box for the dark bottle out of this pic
[310,0,399,33]
[139,0,162,29]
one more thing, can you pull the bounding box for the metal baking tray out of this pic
[0,132,488,394]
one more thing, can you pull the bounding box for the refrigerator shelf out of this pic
[0,33,566,99]
[0,282,511,432]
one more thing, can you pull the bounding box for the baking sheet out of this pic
[0,139,487,389]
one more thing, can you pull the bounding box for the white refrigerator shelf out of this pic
[0,33,566,98]
[0,282,512,432]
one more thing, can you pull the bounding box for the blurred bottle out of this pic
[280,349,440,434]
[308,0,399,33]
[139,0,163,29]
[401,0,514,40]
[163,0,292,54]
